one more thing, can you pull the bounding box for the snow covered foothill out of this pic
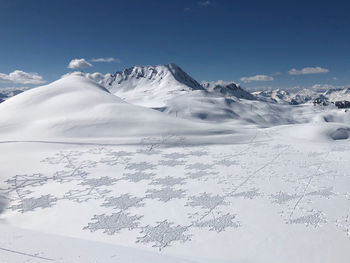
[0,75,245,144]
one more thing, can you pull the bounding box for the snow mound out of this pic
[273,122,350,142]
[0,76,235,142]
[330,128,350,140]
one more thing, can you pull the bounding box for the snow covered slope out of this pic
[0,75,237,142]
[160,91,304,126]
[202,81,255,100]
[102,63,204,107]
[1,130,350,263]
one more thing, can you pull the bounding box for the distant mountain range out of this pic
[2,63,350,107]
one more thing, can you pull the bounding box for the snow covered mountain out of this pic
[0,86,30,103]
[0,75,233,142]
[58,65,350,126]
[101,63,204,107]
[201,81,255,100]
[252,89,315,105]
[323,87,350,101]
[253,87,350,105]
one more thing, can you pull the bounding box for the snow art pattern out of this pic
[2,137,350,251]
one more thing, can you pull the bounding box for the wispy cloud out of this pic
[240,74,274,83]
[288,66,329,75]
[0,70,46,84]
[198,1,214,7]
[67,58,92,69]
[91,57,120,63]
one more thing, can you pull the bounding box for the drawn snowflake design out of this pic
[84,212,142,235]
[137,220,190,250]
[146,187,186,202]
[335,215,350,236]
[100,151,133,166]
[270,191,300,204]
[188,150,208,157]
[158,159,186,166]
[41,151,79,166]
[194,213,240,232]
[306,187,334,198]
[162,153,187,160]
[52,169,88,183]
[230,188,261,199]
[150,176,186,187]
[186,163,213,171]
[102,194,145,211]
[63,187,110,203]
[80,176,119,187]
[186,170,218,180]
[9,195,57,213]
[186,192,228,210]
[86,147,108,155]
[125,162,156,171]
[214,159,238,167]
[3,173,49,194]
[136,148,162,155]
[122,171,155,182]
[288,210,326,227]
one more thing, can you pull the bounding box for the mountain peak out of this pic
[101,63,204,107]
[201,80,255,100]
[106,63,203,91]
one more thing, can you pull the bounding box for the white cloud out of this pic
[240,75,274,83]
[288,67,329,75]
[198,1,213,6]
[0,70,46,84]
[91,57,120,63]
[61,71,111,84]
[67,58,92,69]
[201,80,237,87]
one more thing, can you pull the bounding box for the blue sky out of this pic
[0,0,349,90]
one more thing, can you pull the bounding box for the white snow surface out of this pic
[1,68,350,262]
